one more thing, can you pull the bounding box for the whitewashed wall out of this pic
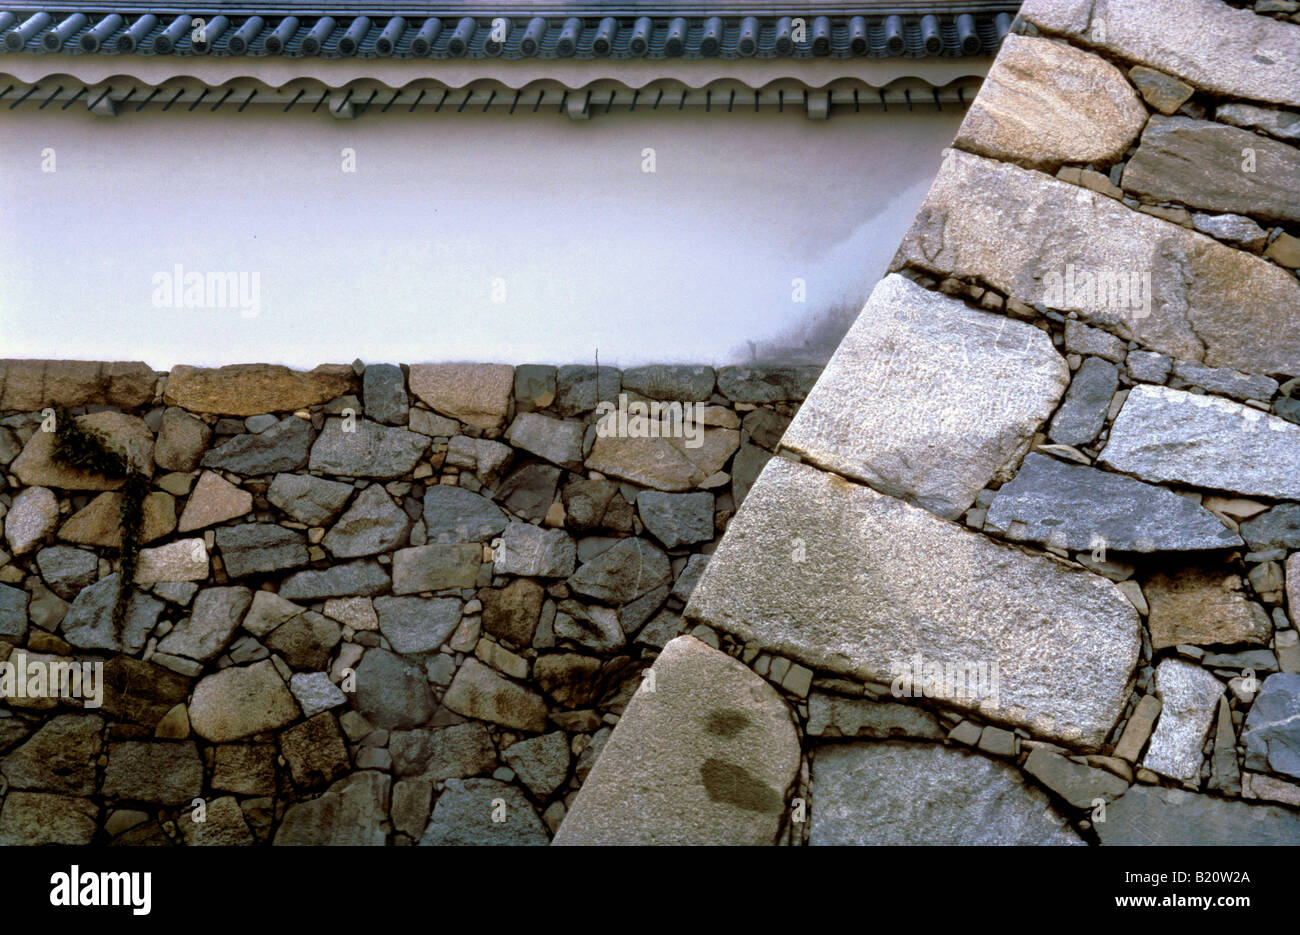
[0,105,963,368]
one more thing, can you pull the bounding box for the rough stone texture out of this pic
[363,363,408,426]
[568,536,671,605]
[264,611,341,670]
[1190,214,1269,254]
[189,660,301,742]
[35,545,98,599]
[1049,357,1118,446]
[513,365,556,412]
[13,411,154,489]
[502,731,569,797]
[408,363,514,432]
[157,586,252,661]
[442,658,547,732]
[177,470,252,532]
[267,472,353,526]
[1020,0,1300,108]
[505,413,584,470]
[953,34,1148,171]
[374,595,461,653]
[353,648,433,730]
[620,365,715,401]
[391,723,497,780]
[1128,65,1193,115]
[494,523,576,578]
[0,358,155,411]
[1022,746,1130,808]
[422,486,508,543]
[1171,360,1279,402]
[585,425,739,493]
[1242,673,1300,780]
[782,275,1067,520]
[1216,102,1300,142]
[1143,658,1224,782]
[1100,385,1300,500]
[5,486,58,555]
[716,365,820,403]
[200,416,313,475]
[0,792,98,845]
[58,490,176,548]
[215,524,310,578]
[1240,504,1300,550]
[686,457,1140,750]
[984,452,1241,552]
[481,578,544,646]
[392,544,480,594]
[289,671,347,718]
[322,484,410,558]
[895,148,1300,377]
[133,538,209,585]
[418,778,549,845]
[154,407,212,472]
[554,636,799,845]
[1144,566,1273,649]
[806,694,945,740]
[809,742,1081,845]
[0,714,102,794]
[309,419,429,479]
[100,656,192,727]
[1096,784,1300,845]
[495,463,561,521]
[554,366,620,417]
[164,363,355,416]
[0,583,29,640]
[636,491,714,550]
[1122,116,1300,226]
[280,712,350,789]
[274,771,390,846]
[279,560,390,600]
[102,741,203,804]
[61,574,164,654]
[180,795,255,846]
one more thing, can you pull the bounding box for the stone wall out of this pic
[557,0,1300,846]
[0,357,818,844]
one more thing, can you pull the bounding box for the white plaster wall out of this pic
[0,105,962,368]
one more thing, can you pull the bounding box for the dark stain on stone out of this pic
[705,709,750,738]
[700,758,783,813]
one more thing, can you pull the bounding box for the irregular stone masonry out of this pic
[0,358,811,845]
[5,0,1300,847]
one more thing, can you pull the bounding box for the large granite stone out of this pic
[392,544,480,593]
[505,413,584,471]
[1095,784,1300,845]
[1242,673,1300,780]
[177,470,252,532]
[1048,357,1118,447]
[58,490,176,548]
[279,559,390,600]
[0,792,97,845]
[809,742,1081,845]
[215,524,310,578]
[391,723,498,780]
[374,595,461,653]
[274,771,390,846]
[12,411,153,489]
[984,452,1241,552]
[0,358,154,411]
[954,33,1147,171]
[164,363,355,416]
[1122,116,1300,226]
[636,491,714,549]
[156,586,252,661]
[200,416,313,475]
[1143,565,1273,649]
[5,486,58,555]
[363,363,409,425]
[100,656,192,727]
[419,778,549,846]
[782,275,1067,520]
[895,148,1300,377]
[61,574,164,654]
[35,545,98,600]
[568,536,671,605]
[585,426,740,492]
[321,484,410,558]
[422,485,508,543]
[309,418,429,479]
[1100,385,1300,499]
[267,472,354,525]
[408,363,514,432]
[1143,658,1223,782]
[154,407,211,472]
[102,740,203,804]
[0,714,102,794]
[353,647,433,730]
[686,457,1141,750]
[494,523,576,578]
[554,636,799,845]
[188,660,301,742]
[442,658,547,732]
[1020,0,1300,108]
